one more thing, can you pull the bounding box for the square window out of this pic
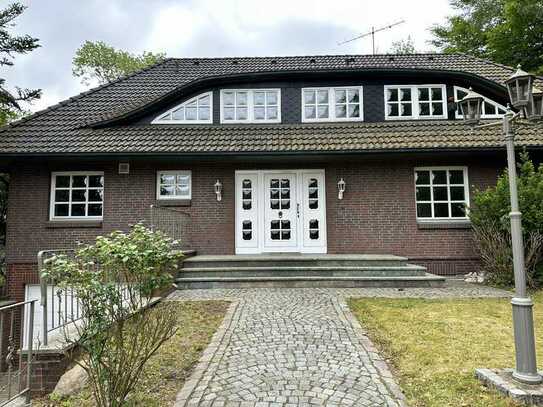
[51,173,104,220]
[158,171,191,200]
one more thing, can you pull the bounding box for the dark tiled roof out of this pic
[1,53,542,155]
[1,121,541,155]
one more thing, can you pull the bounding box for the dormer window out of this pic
[220,89,280,123]
[152,92,212,124]
[453,86,506,119]
[385,85,447,120]
[302,86,363,122]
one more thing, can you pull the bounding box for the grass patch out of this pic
[35,300,230,407]
[349,292,543,407]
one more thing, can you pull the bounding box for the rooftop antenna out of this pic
[338,20,406,54]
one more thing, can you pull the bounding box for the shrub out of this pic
[469,153,543,288]
[43,223,184,407]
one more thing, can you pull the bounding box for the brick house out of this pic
[1,53,543,299]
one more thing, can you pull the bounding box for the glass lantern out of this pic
[505,65,535,109]
[526,86,543,122]
[459,87,483,125]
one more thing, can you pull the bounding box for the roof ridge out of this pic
[0,57,173,132]
[463,53,543,81]
[168,53,458,61]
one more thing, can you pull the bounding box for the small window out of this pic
[50,172,104,220]
[152,92,212,124]
[157,171,192,200]
[302,87,363,122]
[414,167,469,221]
[385,85,447,120]
[220,89,281,123]
[453,86,506,119]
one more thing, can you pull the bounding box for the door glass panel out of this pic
[309,219,319,240]
[242,179,252,210]
[270,178,291,209]
[270,219,291,240]
[242,220,252,240]
[308,178,318,209]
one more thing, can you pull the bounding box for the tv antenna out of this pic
[338,20,406,54]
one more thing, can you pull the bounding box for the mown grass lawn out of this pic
[349,291,543,407]
[35,300,230,407]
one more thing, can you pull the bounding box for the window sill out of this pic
[46,220,103,229]
[417,221,471,230]
[155,199,191,207]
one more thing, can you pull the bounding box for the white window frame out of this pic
[384,84,448,120]
[151,92,213,124]
[220,89,281,124]
[156,170,192,200]
[49,171,104,221]
[414,166,470,223]
[453,86,507,119]
[301,86,364,123]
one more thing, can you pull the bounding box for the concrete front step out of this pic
[182,254,409,269]
[178,264,427,278]
[175,273,446,289]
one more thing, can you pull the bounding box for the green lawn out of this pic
[349,292,543,407]
[35,300,230,407]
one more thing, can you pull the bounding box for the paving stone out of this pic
[171,282,510,406]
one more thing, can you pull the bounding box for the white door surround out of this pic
[235,169,327,254]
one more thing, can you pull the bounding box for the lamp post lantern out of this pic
[460,66,542,384]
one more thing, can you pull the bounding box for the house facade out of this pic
[2,54,543,301]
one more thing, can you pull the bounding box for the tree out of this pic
[389,36,416,54]
[0,2,41,125]
[431,0,543,75]
[44,224,184,407]
[73,41,166,85]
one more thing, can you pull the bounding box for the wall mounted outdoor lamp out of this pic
[337,178,346,200]
[460,65,543,385]
[214,179,223,202]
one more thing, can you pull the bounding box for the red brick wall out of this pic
[5,156,503,292]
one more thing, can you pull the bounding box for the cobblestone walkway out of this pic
[170,282,510,407]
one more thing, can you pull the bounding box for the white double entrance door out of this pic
[235,170,327,254]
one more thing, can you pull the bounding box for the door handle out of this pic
[296,203,300,218]
[278,211,283,219]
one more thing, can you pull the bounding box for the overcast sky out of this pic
[5,0,453,112]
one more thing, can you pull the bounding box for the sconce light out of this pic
[337,178,346,200]
[214,179,222,202]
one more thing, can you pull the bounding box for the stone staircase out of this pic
[175,254,445,289]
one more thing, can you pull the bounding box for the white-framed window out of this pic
[50,172,104,220]
[414,167,470,221]
[385,85,447,120]
[453,86,506,119]
[302,86,363,122]
[220,89,281,123]
[152,92,212,124]
[156,171,192,200]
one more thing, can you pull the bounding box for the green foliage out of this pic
[43,224,184,407]
[388,36,417,54]
[469,153,543,287]
[72,41,166,85]
[431,0,543,75]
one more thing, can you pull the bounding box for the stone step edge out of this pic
[175,273,445,282]
[183,254,409,263]
[180,265,426,272]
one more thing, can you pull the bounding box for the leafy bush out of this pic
[469,153,543,288]
[43,223,184,407]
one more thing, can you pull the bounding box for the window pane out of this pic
[177,174,190,185]
[433,186,448,201]
[160,186,175,196]
[388,104,399,116]
[432,103,443,115]
[55,176,70,188]
[415,171,430,185]
[317,90,328,104]
[416,187,431,201]
[88,204,102,217]
[348,105,360,118]
[432,170,447,184]
[176,186,190,196]
[335,105,347,118]
[55,190,69,202]
[387,88,398,102]
[449,170,464,184]
[236,107,247,120]
[71,189,86,202]
[199,94,210,106]
[223,92,234,106]
[223,107,234,120]
[418,88,429,101]
[431,87,443,100]
[348,89,359,103]
[267,106,278,120]
[172,107,185,120]
[160,174,176,185]
[484,102,496,115]
[89,175,104,188]
[72,176,87,188]
[304,90,315,104]
[419,103,430,116]
[401,103,412,116]
[450,186,465,201]
[434,203,449,217]
[417,203,431,218]
[254,107,265,120]
[185,107,197,120]
[54,204,69,217]
[236,92,247,106]
[451,202,466,217]
[267,91,278,105]
[254,92,265,106]
[71,204,86,217]
[400,88,411,101]
[317,105,329,119]
[88,189,103,202]
[335,90,346,104]
[305,106,316,119]
[199,106,210,120]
